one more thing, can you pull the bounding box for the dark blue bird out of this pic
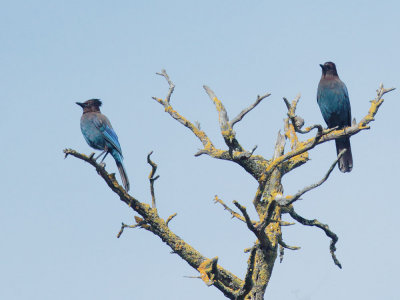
[76,99,130,191]
[317,62,353,173]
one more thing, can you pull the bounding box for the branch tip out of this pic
[166,213,177,226]
[214,196,249,224]
[230,92,271,127]
[289,207,341,268]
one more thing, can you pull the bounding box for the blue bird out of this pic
[317,62,353,173]
[76,99,130,191]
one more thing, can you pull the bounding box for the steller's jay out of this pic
[76,99,130,190]
[317,62,353,173]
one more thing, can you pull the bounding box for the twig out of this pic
[250,145,258,155]
[236,145,258,160]
[288,207,342,268]
[230,93,271,127]
[203,85,244,152]
[235,245,257,299]
[152,70,215,149]
[117,220,148,238]
[203,85,230,132]
[183,275,202,279]
[277,233,301,263]
[279,243,284,263]
[233,201,257,235]
[233,201,272,251]
[276,149,346,206]
[166,213,177,226]
[283,95,324,135]
[277,235,301,250]
[280,221,295,226]
[214,196,248,224]
[156,69,175,103]
[147,151,159,208]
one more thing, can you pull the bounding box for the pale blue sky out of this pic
[1,1,399,299]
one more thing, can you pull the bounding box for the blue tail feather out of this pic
[111,150,130,191]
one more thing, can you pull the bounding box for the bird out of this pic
[317,62,353,173]
[76,99,130,191]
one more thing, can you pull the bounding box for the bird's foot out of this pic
[99,162,106,168]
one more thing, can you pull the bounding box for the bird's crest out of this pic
[85,99,102,107]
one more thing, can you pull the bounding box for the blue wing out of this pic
[317,80,351,128]
[92,115,123,157]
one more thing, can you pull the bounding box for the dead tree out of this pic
[64,70,394,299]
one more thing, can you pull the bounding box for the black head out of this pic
[76,99,102,113]
[319,62,338,77]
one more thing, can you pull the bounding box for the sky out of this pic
[1,1,399,299]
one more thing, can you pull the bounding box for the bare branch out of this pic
[155,69,175,104]
[233,201,257,235]
[359,85,395,127]
[233,200,273,252]
[152,71,215,149]
[64,148,244,295]
[282,96,291,110]
[284,94,324,135]
[288,207,342,269]
[277,235,301,251]
[147,151,159,208]
[278,233,301,263]
[203,85,244,152]
[117,216,152,238]
[116,221,148,238]
[230,93,271,127]
[283,94,307,133]
[235,245,257,299]
[203,85,230,131]
[214,196,248,224]
[166,213,177,226]
[280,221,295,226]
[276,149,346,206]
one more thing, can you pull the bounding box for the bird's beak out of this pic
[319,64,324,70]
[76,102,84,108]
